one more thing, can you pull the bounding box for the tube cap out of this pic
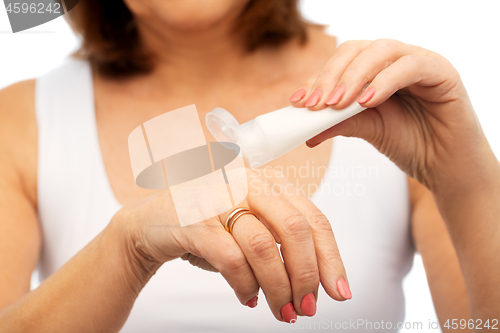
[206,108,274,168]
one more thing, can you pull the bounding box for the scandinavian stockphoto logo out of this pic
[128,105,248,227]
[3,0,79,33]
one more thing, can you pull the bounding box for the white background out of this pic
[1,1,499,332]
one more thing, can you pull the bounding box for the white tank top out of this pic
[35,58,414,332]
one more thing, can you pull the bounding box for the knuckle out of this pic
[223,249,247,272]
[282,213,310,236]
[374,38,399,51]
[236,283,258,299]
[266,281,291,300]
[246,231,276,257]
[308,212,333,233]
[397,56,422,83]
[293,268,320,286]
[343,66,369,84]
[315,70,337,85]
[338,40,359,51]
[322,249,343,264]
[401,54,421,70]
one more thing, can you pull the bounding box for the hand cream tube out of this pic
[205,103,366,169]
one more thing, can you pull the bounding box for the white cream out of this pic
[206,103,366,169]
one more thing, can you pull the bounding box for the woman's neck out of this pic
[135,13,256,90]
[122,15,310,99]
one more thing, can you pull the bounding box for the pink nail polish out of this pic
[289,88,307,102]
[305,88,322,107]
[281,302,297,323]
[300,293,316,316]
[246,296,258,308]
[357,87,375,104]
[325,85,345,105]
[337,278,352,300]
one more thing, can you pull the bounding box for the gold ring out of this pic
[224,207,254,234]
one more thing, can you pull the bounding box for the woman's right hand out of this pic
[115,167,349,323]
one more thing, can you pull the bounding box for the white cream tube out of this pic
[206,103,366,169]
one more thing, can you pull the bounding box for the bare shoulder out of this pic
[0,79,36,132]
[0,79,37,204]
[0,80,41,305]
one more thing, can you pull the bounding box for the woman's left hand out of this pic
[289,39,495,195]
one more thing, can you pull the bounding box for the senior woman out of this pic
[0,0,498,332]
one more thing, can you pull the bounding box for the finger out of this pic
[230,212,296,322]
[332,39,414,110]
[192,220,260,307]
[247,177,319,318]
[289,74,317,106]
[305,55,442,147]
[306,54,451,147]
[268,170,351,302]
[303,40,372,110]
[305,97,401,148]
[359,54,451,108]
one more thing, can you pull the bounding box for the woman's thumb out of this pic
[306,108,383,148]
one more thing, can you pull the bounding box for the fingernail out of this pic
[281,302,297,323]
[306,140,319,148]
[300,293,316,316]
[325,85,345,105]
[305,88,322,107]
[289,88,307,102]
[357,86,375,104]
[337,278,352,300]
[246,295,258,308]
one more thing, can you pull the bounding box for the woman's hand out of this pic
[117,167,349,323]
[289,39,500,320]
[289,39,497,195]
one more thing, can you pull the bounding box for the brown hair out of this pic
[66,0,310,78]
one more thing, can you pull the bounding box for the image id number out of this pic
[6,2,61,14]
